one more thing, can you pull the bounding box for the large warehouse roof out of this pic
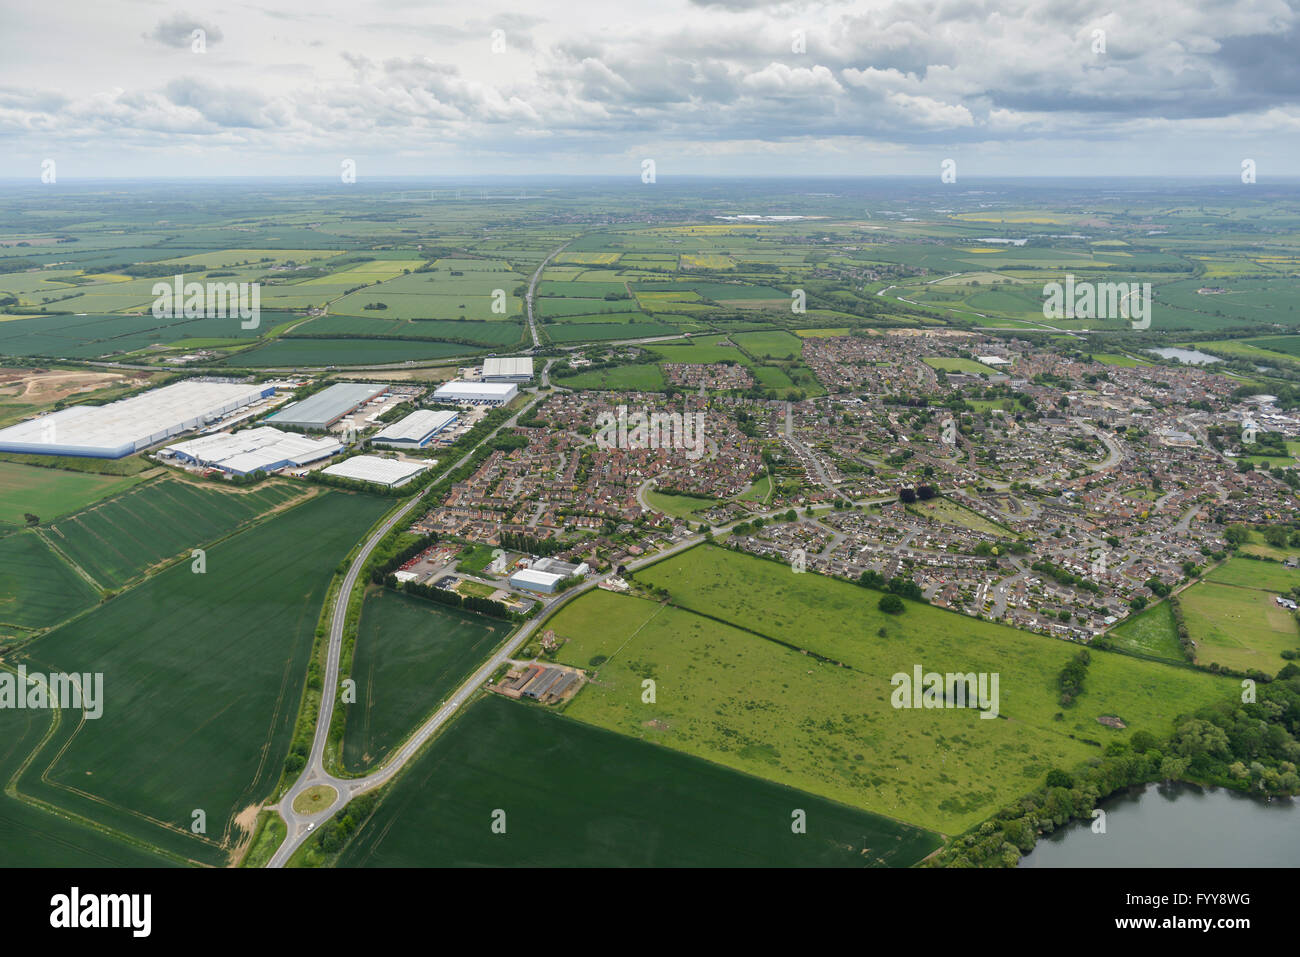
[267,382,385,429]
[321,455,428,488]
[482,356,534,380]
[372,409,457,447]
[432,381,518,403]
[164,426,341,474]
[0,380,272,459]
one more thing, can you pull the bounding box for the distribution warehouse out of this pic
[0,380,273,458]
[431,381,517,406]
[162,427,342,475]
[482,357,534,382]
[322,455,428,488]
[371,409,458,449]
[267,382,385,430]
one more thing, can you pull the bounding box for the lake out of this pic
[1019,782,1298,867]
[1148,347,1224,365]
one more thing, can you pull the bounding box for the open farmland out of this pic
[341,587,508,772]
[0,460,146,529]
[11,490,390,865]
[0,699,178,867]
[332,695,940,867]
[43,478,310,589]
[544,547,1235,835]
[0,528,100,634]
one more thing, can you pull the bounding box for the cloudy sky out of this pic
[2,0,1298,179]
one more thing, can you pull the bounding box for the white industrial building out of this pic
[321,455,428,488]
[0,380,273,459]
[508,556,588,594]
[431,381,518,406]
[162,426,341,475]
[482,357,534,382]
[371,409,458,449]
[508,567,566,594]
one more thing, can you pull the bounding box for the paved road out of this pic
[525,242,571,349]
[267,385,550,866]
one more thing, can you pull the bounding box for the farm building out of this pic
[508,567,566,594]
[162,426,341,475]
[266,382,386,430]
[371,409,458,449]
[321,454,428,488]
[481,357,534,382]
[0,380,273,459]
[431,381,518,406]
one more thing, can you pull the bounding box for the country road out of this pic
[267,373,554,866]
[525,241,571,350]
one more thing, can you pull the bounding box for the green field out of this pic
[1180,572,1300,673]
[642,488,720,520]
[44,478,308,589]
[733,330,804,359]
[0,461,144,530]
[545,546,1235,834]
[12,490,391,865]
[909,496,1010,536]
[0,698,177,867]
[333,695,941,867]
[1206,556,1300,592]
[0,528,100,633]
[923,357,999,375]
[226,338,479,367]
[1107,600,1185,662]
[341,587,508,772]
[557,364,667,391]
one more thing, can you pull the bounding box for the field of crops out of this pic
[227,338,479,367]
[13,490,391,865]
[341,587,508,772]
[0,528,100,633]
[333,695,941,867]
[44,478,309,589]
[0,701,178,866]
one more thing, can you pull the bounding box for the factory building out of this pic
[507,567,566,594]
[162,426,341,475]
[482,357,534,382]
[431,381,518,406]
[0,380,273,459]
[266,382,386,430]
[370,409,458,449]
[321,455,428,488]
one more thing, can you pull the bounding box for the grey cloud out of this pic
[146,13,224,48]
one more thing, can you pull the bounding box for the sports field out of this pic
[341,587,508,772]
[334,695,941,867]
[13,490,390,865]
[545,546,1234,834]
